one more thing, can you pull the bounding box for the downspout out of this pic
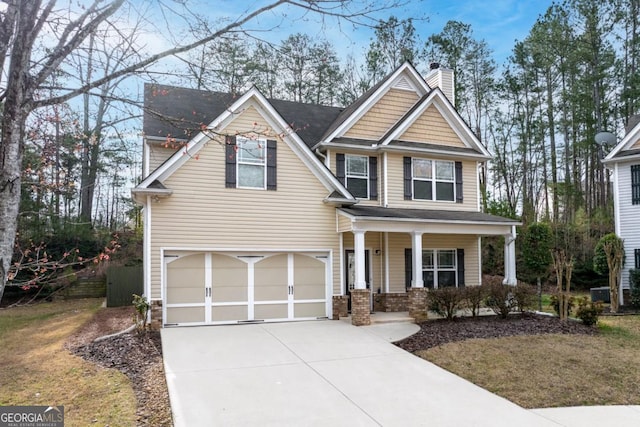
[144,196,152,323]
[315,148,328,167]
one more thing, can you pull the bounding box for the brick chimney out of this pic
[425,62,455,107]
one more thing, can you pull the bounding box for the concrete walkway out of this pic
[162,320,562,426]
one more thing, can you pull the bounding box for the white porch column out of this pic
[503,226,517,285]
[411,231,424,288]
[354,230,367,289]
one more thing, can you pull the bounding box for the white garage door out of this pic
[164,252,328,326]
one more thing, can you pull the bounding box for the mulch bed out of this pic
[67,307,172,427]
[395,313,598,353]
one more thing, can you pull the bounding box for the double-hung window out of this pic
[422,249,457,288]
[346,155,369,199]
[632,164,640,205]
[412,159,455,201]
[237,137,266,189]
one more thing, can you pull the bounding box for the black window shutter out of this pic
[336,153,345,185]
[403,157,412,200]
[455,161,463,204]
[369,156,378,200]
[632,165,640,205]
[225,135,237,188]
[457,248,465,287]
[405,248,412,288]
[635,249,640,269]
[266,140,277,190]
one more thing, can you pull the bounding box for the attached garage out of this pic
[163,251,330,326]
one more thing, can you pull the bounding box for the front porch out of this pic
[335,205,520,326]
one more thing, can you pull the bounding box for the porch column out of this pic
[351,230,370,326]
[409,231,428,322]
[411,231,424,288]
[353,230,367,289]
[503,226,517,285]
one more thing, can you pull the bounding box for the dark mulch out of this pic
[395,313,598,353]
[72,331,172,426]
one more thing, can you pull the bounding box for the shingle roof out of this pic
[143,84,343,149]
[338,205,519,224]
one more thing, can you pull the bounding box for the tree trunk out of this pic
[0,110,27,303]
[0,1,41,303]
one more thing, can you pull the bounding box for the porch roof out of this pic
[337,205,520,235]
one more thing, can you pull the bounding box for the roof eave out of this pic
[380,144,491,161]
[323,197,358,206]
[346,215,521,227]
[603,153,640,165]
[131,188,173,204]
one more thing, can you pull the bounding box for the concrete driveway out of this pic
[161,320,561,426]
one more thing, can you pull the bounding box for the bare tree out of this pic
[0,0,403,304]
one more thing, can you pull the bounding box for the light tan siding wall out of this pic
[387,233,480,293]
[147,143,179,174]
[386,152,478,210]
[149,106,341,299]
[344,89,418,140]
[337,213,352,233]
[631,138,640,149]
[399,105,466,147]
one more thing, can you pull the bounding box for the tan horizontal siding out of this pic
[632,138,640,149]
[149,106,341,299]
[400,105,465,147]
[148,143,179,173]
[344,88,418,140]
[387,233,480,293]
[386,152,478,210]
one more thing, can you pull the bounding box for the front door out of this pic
[345,249,370,311]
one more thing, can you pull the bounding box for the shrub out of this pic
[575,296,603,326]
[428,287,464,320]
[132,293,150,332]
[463,286,486,317]
[483,278,516,319]
[513,283,536,312]
[629,269,640,309]
[550,293,575,316]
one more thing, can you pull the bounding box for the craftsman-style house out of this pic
[132,62,519,327]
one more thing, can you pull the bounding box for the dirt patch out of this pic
[66,307,172,427]
[395,313,598,353]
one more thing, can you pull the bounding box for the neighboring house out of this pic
[132,62,520,327]
[603,115,640,305]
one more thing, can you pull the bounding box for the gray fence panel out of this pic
[107,266,143,307]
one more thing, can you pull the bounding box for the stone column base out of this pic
[408,288,429,323]
[149,300,163,330]
[350,289,371,326]
[332,295,349,320]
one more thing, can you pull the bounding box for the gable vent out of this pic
[392,76,414,91]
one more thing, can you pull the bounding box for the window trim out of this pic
[411,158,456,202]
[422,248,458,288]
[345,154,369,200]
[236,136,267,190]
[632,164,640,205]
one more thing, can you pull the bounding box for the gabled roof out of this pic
[318,62,430,144]
[143,84,343,149]
[379,87,491,159]
[603,117,640,164]
[136,86,355,203]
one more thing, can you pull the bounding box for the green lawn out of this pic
[0,299,137,425]
[418,313,640,408]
